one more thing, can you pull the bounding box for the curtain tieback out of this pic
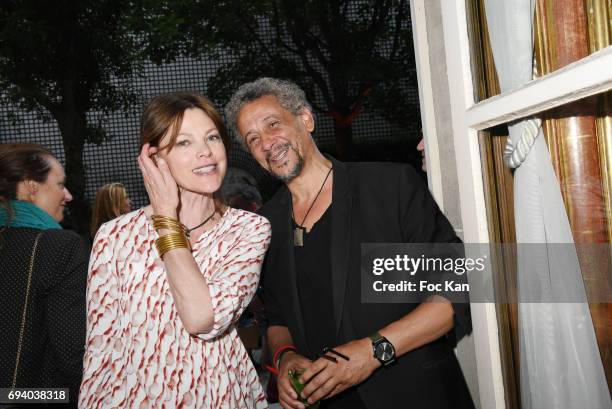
[504,117,541,169]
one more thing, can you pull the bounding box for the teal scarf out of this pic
[0,200,62,230]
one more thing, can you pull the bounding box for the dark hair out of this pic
[140,92,232,154]
[0,143,54,220]
[140,92,230,209]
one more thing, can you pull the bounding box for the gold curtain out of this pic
[534,0,611,392]
[467,0,612,405]
[465,1,519,407]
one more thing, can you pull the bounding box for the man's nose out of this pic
[261,133,276,151]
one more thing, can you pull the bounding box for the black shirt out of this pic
[294,208,367,409]
[260,160,474,409]
[294,206,336,358]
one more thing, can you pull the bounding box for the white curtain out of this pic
[483,1,611,408]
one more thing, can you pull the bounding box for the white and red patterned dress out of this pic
[79,207,271,409]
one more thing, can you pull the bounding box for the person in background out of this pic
[89,182,132,237]
[79,92,271,408]
[417,134,426,172]
[0,143,88,408]
[227,192,260,213]
[417,129,427,172]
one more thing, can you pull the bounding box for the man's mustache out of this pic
[266,143,293,164]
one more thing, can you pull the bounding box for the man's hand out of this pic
[278,351,312,409]
[299,338,380,405]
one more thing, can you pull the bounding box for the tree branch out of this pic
[233,6,276,61]
[287,29,333,107]
[272,1,300,54]
[9,82,59,117]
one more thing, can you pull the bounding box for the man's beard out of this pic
[267,145,305,183]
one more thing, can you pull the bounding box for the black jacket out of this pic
[260,158,474,409]
[0,227,88,408]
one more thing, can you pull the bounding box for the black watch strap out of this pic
[368,332,384,343]
[369,331,396,367]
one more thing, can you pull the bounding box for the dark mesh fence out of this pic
[0,23,421,210]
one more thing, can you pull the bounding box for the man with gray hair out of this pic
[226,77,473,409]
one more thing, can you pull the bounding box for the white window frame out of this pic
[411,1,612,408]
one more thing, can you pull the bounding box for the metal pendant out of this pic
[294,226,304,247]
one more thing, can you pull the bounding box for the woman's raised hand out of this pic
[138,143,179,217]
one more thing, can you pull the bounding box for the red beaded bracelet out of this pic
[273,344,297,370]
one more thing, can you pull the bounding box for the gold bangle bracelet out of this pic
[151,215,187,234]
[153,221,186,233]
[156,232,190,258]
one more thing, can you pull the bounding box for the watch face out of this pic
[374,341,395,362]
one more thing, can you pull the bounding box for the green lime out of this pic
[288,369,310,407]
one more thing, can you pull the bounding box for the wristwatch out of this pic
[368,332,396,367]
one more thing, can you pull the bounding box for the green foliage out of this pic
[132,0,417,132]
[0,0,146,233]
[207,0,418,128]
[0,0,142,141]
